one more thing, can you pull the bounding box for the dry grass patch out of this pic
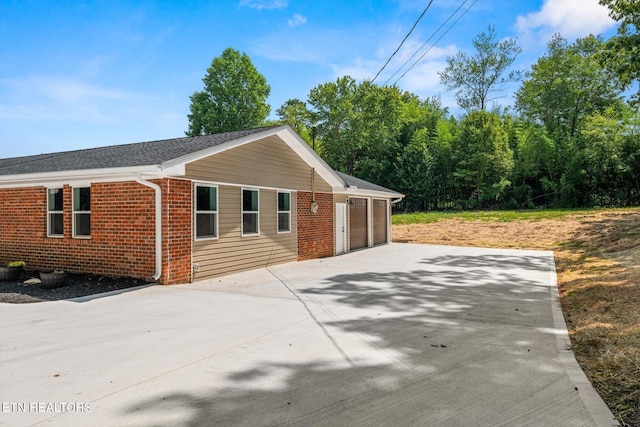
[392,209,640,426]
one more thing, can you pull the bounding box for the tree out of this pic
[186,48,271,136]
[307,77,404,180]
[438,26,522,111]
[452,111,513,207]
[276,99,313,144]
[516,34,625,139]
[598,0,640,105]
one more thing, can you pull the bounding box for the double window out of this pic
[195,185,218,240]
[47,188,64,237]
[73,187,91,238]
[277,191,291,233]
[242,189,259,236]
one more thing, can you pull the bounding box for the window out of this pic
[47,188,63,237]
[195,185,217,240]
[277,191,291,233]
[73,187,91,238]
[242,188,259,236]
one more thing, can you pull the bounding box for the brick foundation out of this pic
[297,192,334,261]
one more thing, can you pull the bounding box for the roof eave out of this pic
[339,188,405,199]
[0,165,169,188]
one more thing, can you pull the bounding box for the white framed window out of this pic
[47,187,64,237]
[242,188,259,236]
[72,186,91,238]
[195,184,218,240]
[277,191,291,233]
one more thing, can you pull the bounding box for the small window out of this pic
[277,191,291,233]
[73,187,91,238]
[195,185,217,240]
[242,189,259,236]
[47,188,64,237]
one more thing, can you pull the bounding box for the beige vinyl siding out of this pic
[193,186,297,280]
[185,135,332,192]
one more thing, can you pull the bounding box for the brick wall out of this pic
[0,182,157,280]
[161,178,192,285]
[297,191,334,261]
[0,179,195,284]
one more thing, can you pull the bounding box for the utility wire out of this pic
[383,0,469,86]
[371,0,434,84]
[394,0,478,85]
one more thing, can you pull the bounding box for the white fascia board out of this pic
[0,165,166,188]
[339,188,405,200]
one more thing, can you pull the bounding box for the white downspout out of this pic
[136,175,162,281]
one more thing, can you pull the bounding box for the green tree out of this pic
[186,48,271,136]
[276,99,313,144]
[598,0,640,105]
[452,111,513,207]
[515,34,624,139]
[439,25,522,111]
[394,128,434,212]
[307,77,404,181]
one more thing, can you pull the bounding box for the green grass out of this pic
[391,208,602,225]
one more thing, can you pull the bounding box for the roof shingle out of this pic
[0,127,276,176]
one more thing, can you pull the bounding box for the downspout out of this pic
[136,175,162,281]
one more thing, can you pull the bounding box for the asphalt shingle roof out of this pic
[335,171,401,195]
[0,127,276,176]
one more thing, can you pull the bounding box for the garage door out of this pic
[349,198,367,250]
[373,199,387,245]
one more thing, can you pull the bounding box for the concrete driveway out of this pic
[0,243,617,426]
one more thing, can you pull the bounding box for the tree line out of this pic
[187,1,639,211]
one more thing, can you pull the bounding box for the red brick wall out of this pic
[161,178,192,285]
[0,179,194,284]
[297,191,334,261]
[0,182,156,280]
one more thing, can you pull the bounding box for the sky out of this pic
[0,0,621,159]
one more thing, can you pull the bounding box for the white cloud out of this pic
[0,76,146,123]
[515,0,615,43]
[288,13,307,27]
[239,0,288,10]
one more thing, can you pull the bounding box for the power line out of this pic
[383,0,469,86]
[371,0,434,84]
[394,0,478,85]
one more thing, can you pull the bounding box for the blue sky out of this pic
[0,0,619,158]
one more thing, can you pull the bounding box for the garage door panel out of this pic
[373,199,387,245]
[349,198,367,250]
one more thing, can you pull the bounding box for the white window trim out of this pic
[47,187,64,238]
[277,191,291,234]
[194,183,219,241]
[72,186,91,239]
[241,187,260,237]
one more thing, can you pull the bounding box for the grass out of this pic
[392,208,615,225]
[392,208,640,426]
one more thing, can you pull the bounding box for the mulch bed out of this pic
[0,271,151,304]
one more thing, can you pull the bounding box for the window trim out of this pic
[72,186,91,239]
[277,191,291,234]
[47,187,64,238]
[194,183,219,241]
[241,187,260,237]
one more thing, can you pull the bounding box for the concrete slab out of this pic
[0,243,618,426]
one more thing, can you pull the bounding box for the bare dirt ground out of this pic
[393,209,640,426]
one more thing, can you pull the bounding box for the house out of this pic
[0,125,403,284]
